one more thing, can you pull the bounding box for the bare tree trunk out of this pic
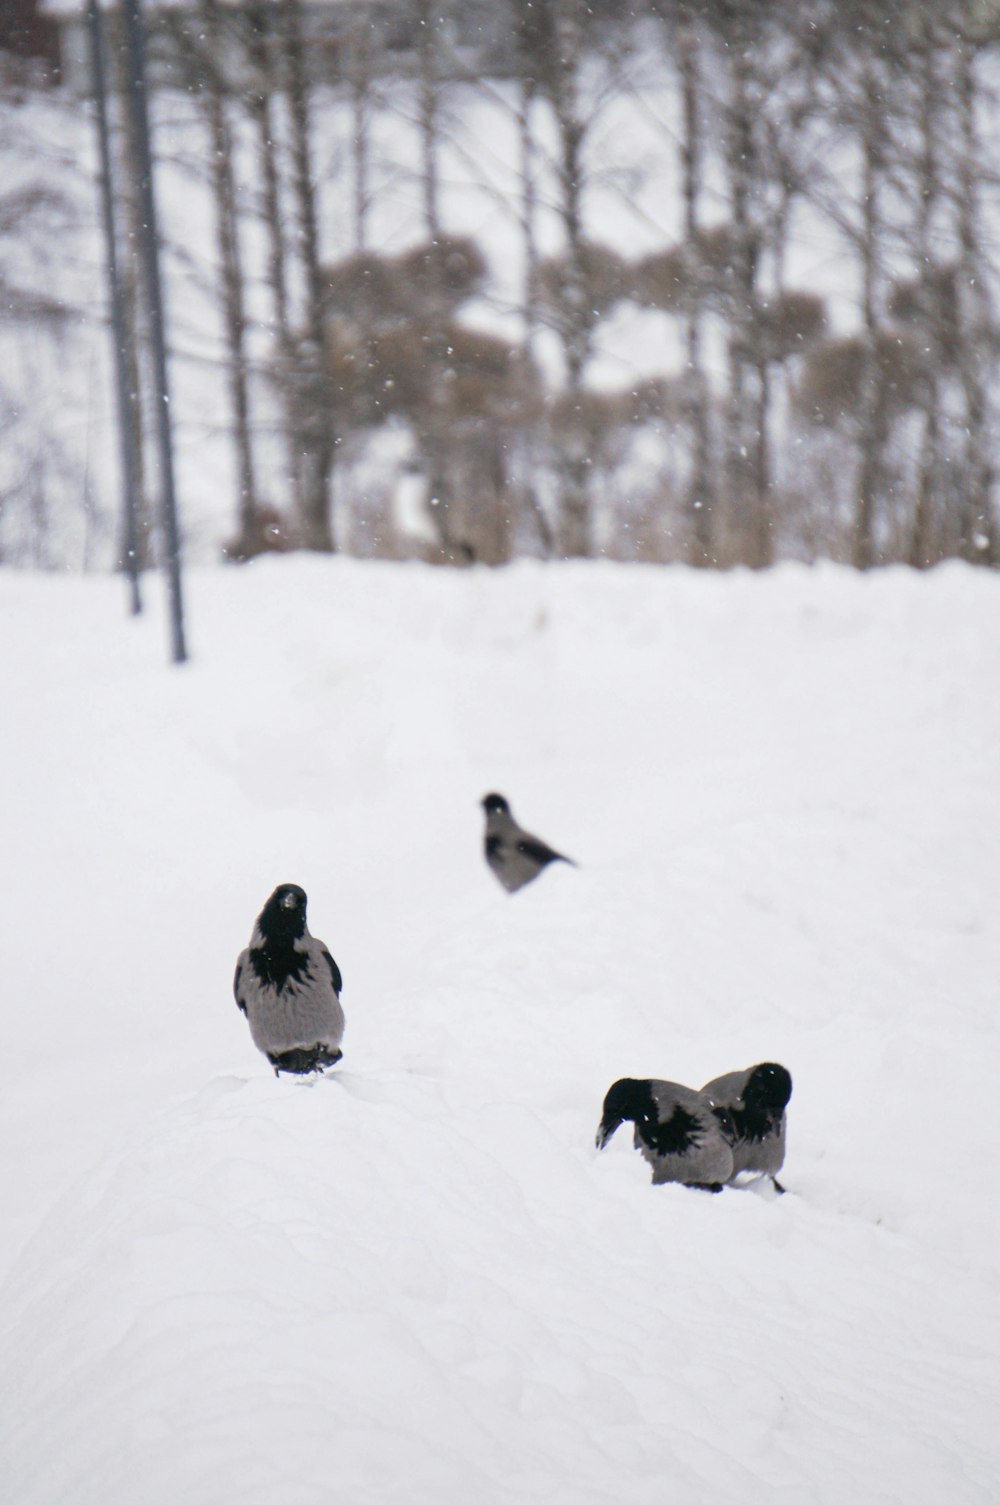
[347,17,374,252]
[284,0,335,551]
[853,60,886,571]
[517,74,540,363]
[677,13,715,568]
[415,0,442,242]
[194,0,259,555]
[410,0,455,554]
[246,1,302,523]
[955,24,997,565]
[512,21,550,557]
[909,13,943,569]
[721,31,770,568]
[109,11,154,569]
[550,0,592,558]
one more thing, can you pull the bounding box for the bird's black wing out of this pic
[640,1103,704,1158]
[516,836,572,868]
[233,959,247,1015]
[710,1105,738,1143]
[322,947,343,995]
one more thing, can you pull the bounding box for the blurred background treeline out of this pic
[3,0,1000,572]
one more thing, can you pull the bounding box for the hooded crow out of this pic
[595,1077,734,1190]
[233,884,345,1076]
[701,1062,792,1192]
[481,792,575,893]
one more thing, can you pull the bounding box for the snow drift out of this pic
[1,558,998,1503]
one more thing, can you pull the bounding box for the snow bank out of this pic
[1,558,998,1502]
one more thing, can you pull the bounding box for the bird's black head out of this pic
[743,1062,792,1116]
[481,793,510,816]
[596,1078,657,1150]
[257,883,308,943]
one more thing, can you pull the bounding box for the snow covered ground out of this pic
[1,556,999,1503]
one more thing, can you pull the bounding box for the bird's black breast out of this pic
[249,942,312,991]
[728,1102,782,1145]
[485,834,502,859]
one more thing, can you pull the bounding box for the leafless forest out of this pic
[2,0,1000,572]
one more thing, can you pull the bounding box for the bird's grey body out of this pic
[596,1077,734,1190]
[234,884,345,1076]
[481,792,574,893]
[701,1062,792,1189]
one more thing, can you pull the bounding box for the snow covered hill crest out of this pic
[1,557,998,1503]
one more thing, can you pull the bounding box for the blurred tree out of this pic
[953,5,999,563]
[319,236,538,562]
[166,0,263,561]
[243,1,303,528]
[284,0,337,551]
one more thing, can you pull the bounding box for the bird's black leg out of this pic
[772,1177,786,1195]
[688,1182,725,1194]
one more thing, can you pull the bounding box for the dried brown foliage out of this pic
[888,266,962,365]
[757,291,827,362]
[536,241,631,323]
[325,318,537,431]
[222,505,298,563]
[794,330,927,428]
[633,225,735,312]
[320,252,413,325]
[396,236,489,308]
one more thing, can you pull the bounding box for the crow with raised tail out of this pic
[595,1077,734,1190]
[481,792,575,893]
[233,884,345,1076]
[701,1062,792,1192]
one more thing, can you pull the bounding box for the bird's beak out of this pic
[595,1115,621,1151]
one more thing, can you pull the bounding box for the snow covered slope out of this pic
[1,558,998,1503]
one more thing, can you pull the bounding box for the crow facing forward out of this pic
[234,884,345,1076]
[701,1062,792,1192]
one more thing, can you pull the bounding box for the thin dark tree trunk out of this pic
[909,14,943,569]
[120,0,188,663]
[518,74,540,362]
[551,0,592,558]
[516,73,551,558]
[86,0,142,612]
[347,19,373,252]
[109,7,154,571]
[415,0,442,242]
[677,13,715,567]
[284,0,335,551]
[721,27,770,567]
[955,26,996,564]
[246,2,302,522]
[197,0,259,553]
[853,61,886,572]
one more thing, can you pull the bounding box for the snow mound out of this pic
[1,558,999,1503]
